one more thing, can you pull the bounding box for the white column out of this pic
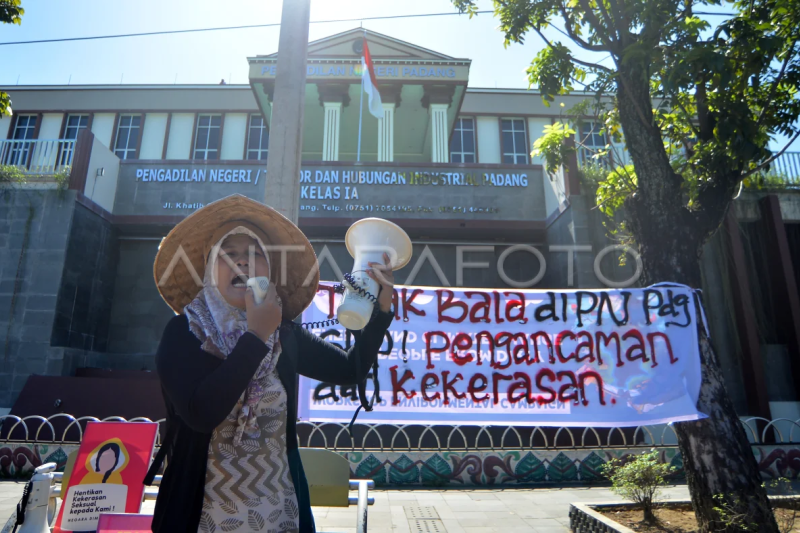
[377,103,395,162]
[430,103,449,163]
[322,102,342,161]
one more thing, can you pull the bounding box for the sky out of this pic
[0,0,795,150]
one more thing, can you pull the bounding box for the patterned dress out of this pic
[199,363,299,533]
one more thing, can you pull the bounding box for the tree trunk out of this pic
[615,66,779,532]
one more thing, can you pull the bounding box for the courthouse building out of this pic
[1,29,799,426]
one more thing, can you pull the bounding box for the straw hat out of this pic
[153,194,319,319]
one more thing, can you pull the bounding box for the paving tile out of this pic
[523,518,564,528]
[468,492,500,500]
[457,517,529,528]
[442,519,468,533]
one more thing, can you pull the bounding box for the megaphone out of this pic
[337,218,412,330]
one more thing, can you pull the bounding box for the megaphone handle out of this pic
[298,272,379,329]
[342,272,378,303]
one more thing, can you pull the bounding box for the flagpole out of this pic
[356,33,366,163]
[357,69,364,162]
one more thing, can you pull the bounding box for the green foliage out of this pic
[601,450,676,523]
[743,172,795,190]
[53,167,71,191]
[0,0,22,24]
[0,92,10,118]
[715,478,799,533]
[0,164,26,184]
[0,1,23,117]
[452,0,800,244]
[532,122,575,172]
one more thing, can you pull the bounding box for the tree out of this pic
[453,0,799,531]
[1,0,24,117]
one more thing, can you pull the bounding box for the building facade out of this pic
[1,29,799,426]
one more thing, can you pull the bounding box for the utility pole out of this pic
[264,0,311,224]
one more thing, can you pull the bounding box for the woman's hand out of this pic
[367,252,395,313]
[246,283,282,343]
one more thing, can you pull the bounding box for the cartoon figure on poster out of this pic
[80,439,129,485]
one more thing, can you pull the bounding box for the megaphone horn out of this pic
[337,218,412,330]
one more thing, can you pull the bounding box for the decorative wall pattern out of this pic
[3,443,799,487]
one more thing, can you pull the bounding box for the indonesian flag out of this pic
[361,37,383,119]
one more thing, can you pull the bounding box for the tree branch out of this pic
[531,26,614,73]
[672,96,701,139]
[605,0,630,41]
[557,5,610,53]
[593,0,619,42]
[574,0,620,52]
[740,129,800,179]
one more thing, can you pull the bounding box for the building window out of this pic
[60,114,90,166]
[576,122,608,166]
[12,115,37,140]
[449,117,475,163]
[5,114,37,166]
[501,118,528,165]
[246,114,269,161]
[193,114,222,160]
[114,114,142,160]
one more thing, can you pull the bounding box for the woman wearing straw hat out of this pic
[146,194,395,533]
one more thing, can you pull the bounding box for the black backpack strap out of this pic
[144,421,176,485]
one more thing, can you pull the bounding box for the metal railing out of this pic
[0,139,76,176]
[3,414,800,451]
[769,151,800,184]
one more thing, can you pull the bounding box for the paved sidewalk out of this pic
[1,480,691,532]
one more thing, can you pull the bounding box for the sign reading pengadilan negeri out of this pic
[113,162,546,220]
[297,284,706,427]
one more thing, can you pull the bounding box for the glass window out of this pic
[246,114,269,161]
[13,115,37,140]
[449,117,476,163]
[5,115,37,166]
[577,122,609,166]
[501,118,528,165]
[114,114,142,160]
[62,114,89,140]
[60,114,90,166]
[193,114,222,160]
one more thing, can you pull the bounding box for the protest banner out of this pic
[54,422,158,532]
[298,284,706,426]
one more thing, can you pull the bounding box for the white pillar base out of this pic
[430,103,449,163]
[378,103,395,162]
[322,102,342,161]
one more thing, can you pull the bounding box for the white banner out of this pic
[298,285,706,427]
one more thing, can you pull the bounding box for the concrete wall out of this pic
[37,113,63,139]
[527,117,550,166]
[221,113,248,160]
[107,239,175,355]
[84,137,121,212]
[0,189,76,407]
[140,113,168,159]
[475,117,500,164]
[91,113,116,148]
[542,167,567,218]
[3,86,259,113]
[51,204,118,353]
[165,113,194,160]
[0,116,12,139]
